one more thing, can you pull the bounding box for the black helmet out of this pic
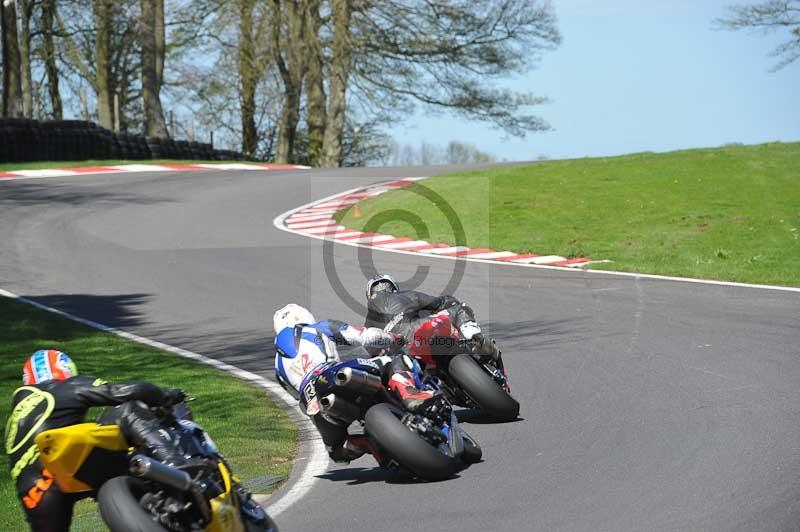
[366,274,398,299]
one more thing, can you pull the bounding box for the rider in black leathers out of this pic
[6,350,186,532]
[364,274,499,360]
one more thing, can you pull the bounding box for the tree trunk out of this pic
[320,0,351,167]
[141,0,168,137]
[94,0,113,128]
[18,0,33,117]
[155,0,164,92]
[238,0,257,157]
[1,0,24,118]
[41,0,62,119]
[271,0,306,164]
[304,0,326,167]
[276,87,300,163]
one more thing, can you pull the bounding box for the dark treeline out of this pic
[1,0,562,166]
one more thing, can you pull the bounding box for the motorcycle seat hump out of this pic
[35,423,129,493]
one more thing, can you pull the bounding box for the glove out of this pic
[162,387,187,406]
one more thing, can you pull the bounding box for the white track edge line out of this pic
[272,178,800,294]
[0,164,310,182]
[0,287,328,518]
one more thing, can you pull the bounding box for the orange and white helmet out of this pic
[23,350,78,385]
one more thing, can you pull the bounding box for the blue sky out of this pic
[387,0,800,161]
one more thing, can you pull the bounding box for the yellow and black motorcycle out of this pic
[35,403,278,532]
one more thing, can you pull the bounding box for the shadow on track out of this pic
[0,181,173,207]
[22,292,152,330]
[455,409,525,425]
[316,466,462,486]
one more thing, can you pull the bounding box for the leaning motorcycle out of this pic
[299,357,482,481]
[34,402,278,532]
[392,311,520,422]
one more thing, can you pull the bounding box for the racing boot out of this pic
[387,370,438,412]
[471,333,501,363]
[329,437,369,463]
[344,434,378,462]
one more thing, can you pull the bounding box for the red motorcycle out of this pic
[404,311,519,422]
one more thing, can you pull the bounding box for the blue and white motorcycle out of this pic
[299,357,482,481]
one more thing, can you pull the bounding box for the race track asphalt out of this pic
[1,167,799,532]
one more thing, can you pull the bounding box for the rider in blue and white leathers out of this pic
[272,303,445,463]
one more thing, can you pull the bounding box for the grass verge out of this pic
[337,142,800,287]
[0,295,295,530]
[0,160,255,171]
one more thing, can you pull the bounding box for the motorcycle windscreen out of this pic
[35,423,129,493]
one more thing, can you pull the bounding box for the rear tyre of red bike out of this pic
[448,354,520,422]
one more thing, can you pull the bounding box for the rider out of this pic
[364,273,500,362]
[273,303,449,463]
[6,349,187,532]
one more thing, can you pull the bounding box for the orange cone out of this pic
[354,205,361,218]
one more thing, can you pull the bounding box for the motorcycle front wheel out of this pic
[364,403,458,481]
[97,476,170,532]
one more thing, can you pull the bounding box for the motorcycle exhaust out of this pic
[319,394,361,422]
[335,367,384,395]
[129,455,193,492]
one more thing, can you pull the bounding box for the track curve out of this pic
[1,167,799,532]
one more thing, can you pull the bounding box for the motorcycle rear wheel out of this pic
[364,403,458,481]
[97,476,170,532]
[448,354,520,421]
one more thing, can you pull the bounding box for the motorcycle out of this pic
[393,310,520,422]
[299,357,482,481]
[34,402,278,532]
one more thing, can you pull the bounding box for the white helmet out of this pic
[273,303,316,334]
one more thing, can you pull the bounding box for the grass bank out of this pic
[337,142,800,287]
[0,295,295,530]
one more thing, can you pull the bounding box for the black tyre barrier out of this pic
[0,118,250,164]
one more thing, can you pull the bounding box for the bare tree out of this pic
[169,0,283,158]
[309,0,560,167]
[419,140,439,166]
[716,0,800,70]
[55,0,140,128]
[445,140,495,164]
[2,0,24,117]
[353,1,560,134]
[18,0,33,117]
[238,0,270,157]
[271,0,307,163]
[55,0,119,127]
[41,0,63,119]
[319,0,351,167]
[304,0,326,166]
[95,0,114,128]
[239,0,257,156]
[141,0,168,136]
